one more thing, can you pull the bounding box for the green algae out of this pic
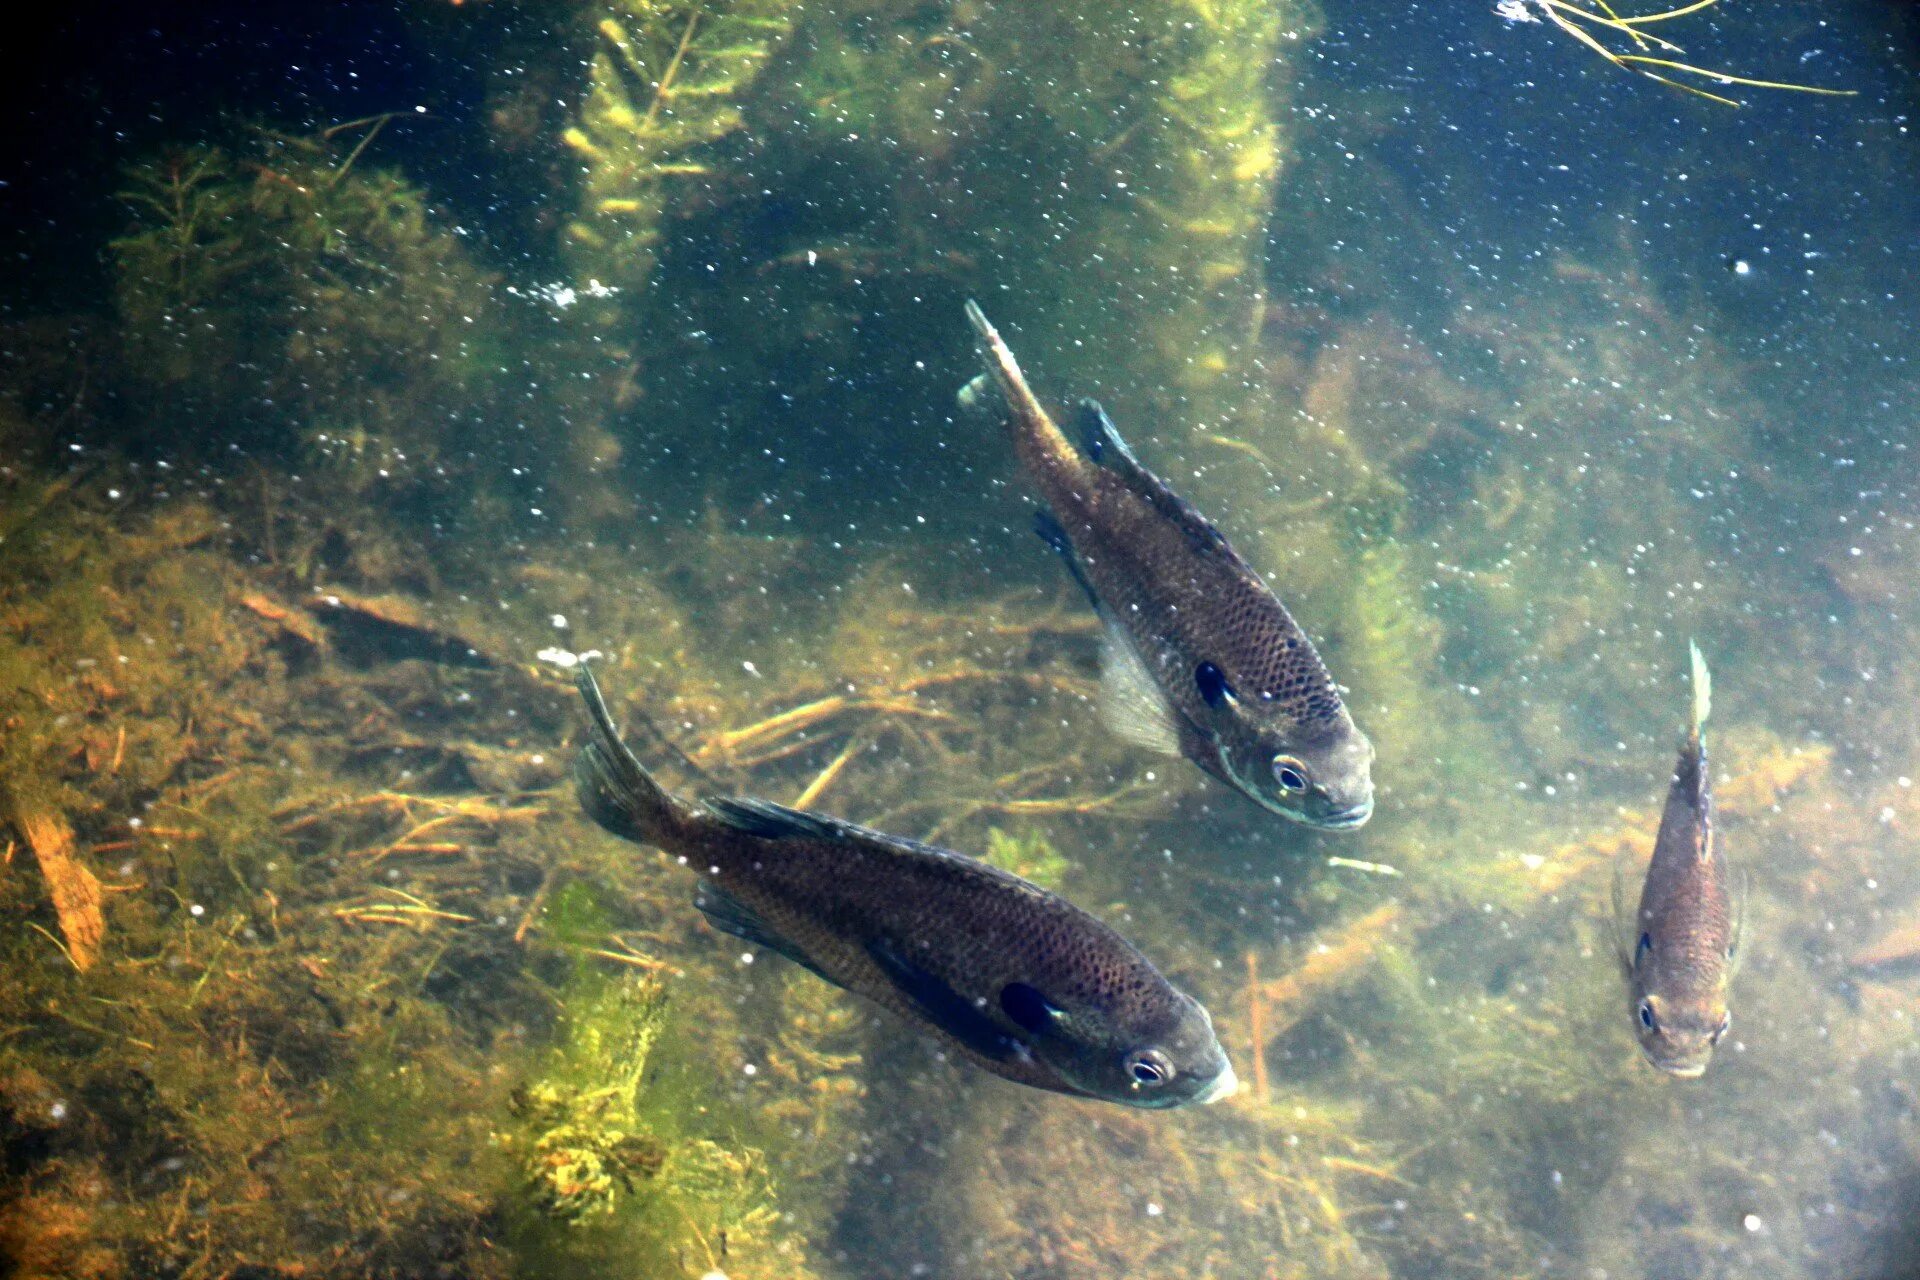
[562,0,799,304]
[981,825,1071,892]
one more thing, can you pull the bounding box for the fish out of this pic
[571,665,1238,1109]
[1615,641,1741,1079]
[959,301,1375,829]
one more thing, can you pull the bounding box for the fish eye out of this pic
[1272,756,1309,794]
[1125,1049,1175,1088]
[1637,1000,1657,1033]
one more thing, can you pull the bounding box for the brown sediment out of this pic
[5,800,106,972]
[1245,950,1271,1104]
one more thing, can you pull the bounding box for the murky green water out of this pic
[1,2,1916,1277]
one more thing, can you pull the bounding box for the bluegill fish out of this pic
[1616,642,1740,1078]
[960,302,1374,829]
[572,666,1238,1109]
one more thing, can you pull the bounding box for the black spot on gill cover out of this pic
[1195,661,1235,709]
[1000,982,1062,1034]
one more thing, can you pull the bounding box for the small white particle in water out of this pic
[742,1063,757,1076]
[741,952,755,965]
[1743,1213,1764,1233]
[550,613,569,630]
[743,660,761,677]
[700,1273,730,1280]
[49,1102,67,1122]
[107,488,122,500]
[1145,1202,1163,1217]
[189,904,205,918]
[529,753,544,765]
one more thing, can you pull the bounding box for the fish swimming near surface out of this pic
[572,665,1238,1109]
[1615,641,1741,1079]
[959,301,1374,829]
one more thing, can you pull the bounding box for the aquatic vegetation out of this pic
[105,124,640,531]
[982,825,1071,892]
[505,976,671,1222]
[1496,0,1857,106]
[563,0,799,300]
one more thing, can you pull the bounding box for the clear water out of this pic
[1,2,1916,1278]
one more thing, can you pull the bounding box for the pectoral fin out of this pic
[1098,618,1183,757]
[1609,852,1637,979]
[1729,864,1749,977]
[867,937,1022,1063]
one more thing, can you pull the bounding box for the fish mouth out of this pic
[1195,1061,1240,1105]
[1315,798,1375,830]
[1640,1046,1710,1079]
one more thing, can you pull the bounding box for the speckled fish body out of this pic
[961,302,1374,829]
[1621,642,1736,1078]
[572,667,1237,1109]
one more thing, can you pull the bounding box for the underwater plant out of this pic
[506,976,672,1221]
[1496,0,1856,105]
[562,0,799,301]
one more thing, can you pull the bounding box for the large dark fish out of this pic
[1615,642,1740,1078]
[960,302,1374,829]
[572,666,1237,1109]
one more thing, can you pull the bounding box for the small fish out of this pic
[572,666,1237,1109]
[1615,641,1740,1079]
[960,301,1374,829]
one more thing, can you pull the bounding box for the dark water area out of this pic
[2,1,1918,1278]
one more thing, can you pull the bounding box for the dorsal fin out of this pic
[1073,399,1232,556]
[703,795,846,841]
[702,794,989,870]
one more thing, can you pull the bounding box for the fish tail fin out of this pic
[1688,639,1712,742]
[961,301,1079,467]
[573,665,684,846]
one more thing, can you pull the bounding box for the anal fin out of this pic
[866,937,1021,1063]
[1033,509,1100,610]
[694,880,834,984]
